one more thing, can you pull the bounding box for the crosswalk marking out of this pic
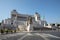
[5,33,26,37]
[35,33,49,40]
[18,33,33,40]
[35,33,60,40]
[18,34,28,40]
[0,33,26,40]
[46,34,60,38]
[0,33,60,40]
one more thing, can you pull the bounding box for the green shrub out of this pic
[11,30,13,33]
[14,30,16,33]
[1,29,4,34]
[5,30,8,34]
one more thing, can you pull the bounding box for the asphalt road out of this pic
[0,32,60,40]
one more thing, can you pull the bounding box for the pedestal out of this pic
[27,24,33,32]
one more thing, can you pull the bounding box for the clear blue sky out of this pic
[0,0,60,23]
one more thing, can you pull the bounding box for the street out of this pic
[0,32,60,40]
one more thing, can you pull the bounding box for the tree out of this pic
[0,22,1,25]
[57,24,60,32]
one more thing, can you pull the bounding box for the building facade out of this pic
[1,10,48,31]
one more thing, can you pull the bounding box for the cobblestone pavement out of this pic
[0,32,60,40]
